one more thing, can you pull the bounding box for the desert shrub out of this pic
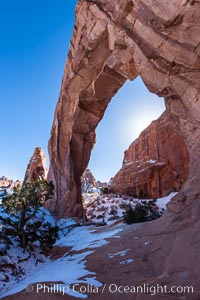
[124,200,161,224]
[27,220,59,251]
[101,187,109,194]
[109,208,118,216]
[0,179,58,252]
[0,226,12,255]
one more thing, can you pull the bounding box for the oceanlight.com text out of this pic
[26,282,194,296]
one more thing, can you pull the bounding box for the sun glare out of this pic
[129,109,163,139]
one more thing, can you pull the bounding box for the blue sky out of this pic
[0,0,165,182]
[89,78,165,182]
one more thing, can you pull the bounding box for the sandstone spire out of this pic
[81,169,96,193]
[24,147,47,183]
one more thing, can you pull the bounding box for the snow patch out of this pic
[119,259,134,265]
[108,249,130,259]
[1,222,122,299]
[144,241,152,246]
[147,159,157,164]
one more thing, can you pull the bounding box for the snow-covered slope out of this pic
[84,192,177,225]
[0,192,176,299]
[0,224,122,299]
[0,208,122,299]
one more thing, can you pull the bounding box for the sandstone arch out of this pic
[48,0,200,220]
[47,1,200,296]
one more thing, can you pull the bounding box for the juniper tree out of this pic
[0,179,58,252]
[124,200,161,224]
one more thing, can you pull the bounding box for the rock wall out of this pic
[24,147,47,183]
[111,109,189,198]
[48,0,200,220]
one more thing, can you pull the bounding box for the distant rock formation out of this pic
[111,110,189,198]
[23,147,47,183]
[96,180,108,190]
[81,172,109,193]
[0,177,21,200]
[0,176,21,189]
[81,169,96,193]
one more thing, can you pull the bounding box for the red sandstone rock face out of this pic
[48,0,200,220]
[23,147,47,183]
[81,169,96,193]
[111,109,189,198]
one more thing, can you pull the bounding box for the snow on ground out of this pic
[107,249,135,266]
[84,192,177,225]
[156,192,177,209]
[0,246,46,294]
[1,249,98,299]
[56,224,122,251]
[0,213,122,299]
[84,194,135,225]
[0,191,177,299]
[144,241,152,246]
[0,207,56,297]
[108,249,130,259]
[83,192,100,206]
[147,159,157,164]
[119,259,134,265]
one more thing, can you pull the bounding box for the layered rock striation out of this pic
[23,147,47,183]
[111,109,189,198]
[48,0,200,220]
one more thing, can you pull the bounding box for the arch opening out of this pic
[86,77,189,204]
[88,77,166,184]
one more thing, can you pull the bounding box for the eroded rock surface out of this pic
[48,0,200,218]
[47,0,200,298]
[111,109,189,198]
[24,147,47,183]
